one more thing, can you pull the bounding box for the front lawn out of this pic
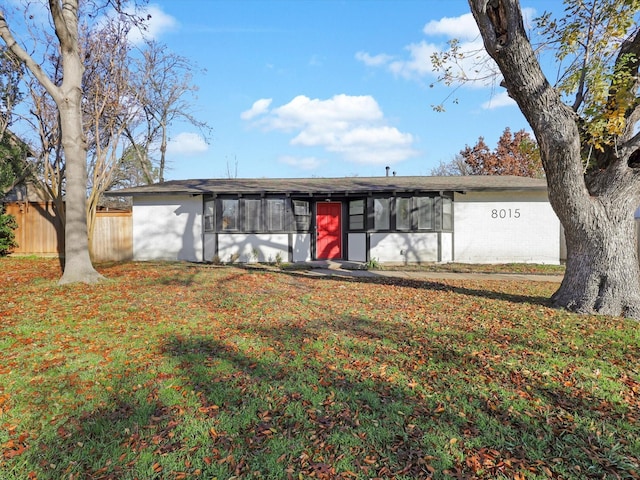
[0,258,638,479]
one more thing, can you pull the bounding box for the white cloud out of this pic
[166,132,208,155]
[127,4,179,44]
[244,94,418,165]
[481,91,516,109]
[423,12,479,41]
[240,98,273,120]
[356,11,503,88]
[387,41,439,80]
[279,156,323,170]
[355,51,394,67]
[269,94,383,131]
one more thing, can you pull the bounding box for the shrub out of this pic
[0,204,18,256]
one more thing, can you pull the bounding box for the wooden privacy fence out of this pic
[5,202,132,262]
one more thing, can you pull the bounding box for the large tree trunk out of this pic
[469,0,640,320]
[554,203,640,318]
[52,0,102,284]
[58,90,102,284]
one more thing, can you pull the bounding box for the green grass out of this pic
[0,257,637,479]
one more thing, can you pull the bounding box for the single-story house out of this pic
[105,175,560,265]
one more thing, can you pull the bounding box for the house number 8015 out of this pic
[491,208,521,219]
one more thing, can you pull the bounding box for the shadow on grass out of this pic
[158,322,638,479]
[2,370,189,480]
[160,332,450,478]
[8,264,636,479]
[99,261,201,287]
[277,269,555,308]
[6,321,637,479]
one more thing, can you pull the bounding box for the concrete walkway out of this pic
[301,261,564,283]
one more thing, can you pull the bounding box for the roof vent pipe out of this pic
[385,166,390,177]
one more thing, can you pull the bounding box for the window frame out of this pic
[441,196,453,231]
[243,198,262,232]
[416,196,434,231]
[348,199,366,231]
[373,197,391,231]
[395,196,412,231]
[266,198,286,232]
[220,198,239,231]
[204,198,216,232]
[292,199,311,232]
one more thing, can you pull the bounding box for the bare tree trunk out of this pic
[49,0,102,284]
[57,76,102,284]
[554,203,640,318]
[159,121,167,183]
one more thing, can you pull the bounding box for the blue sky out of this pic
[13,0,561,181]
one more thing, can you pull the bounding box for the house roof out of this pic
[105,175,548,197]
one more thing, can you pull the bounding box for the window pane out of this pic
[222,199,238,230]
[267,199,284,231]
[442,197,453,230]
[396,198,411,230]
[349,199,365,230]
[245,199,261,231]
[417,197,433,229]
[294,200,308,216]
[293,200,310,231]
[204,199,215,232]
[374,198,390,230]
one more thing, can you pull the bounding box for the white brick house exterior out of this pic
[108,176,561,265]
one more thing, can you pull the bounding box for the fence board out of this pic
[6,202,63,255]
[5,202,131,262]
[91,211,133,262]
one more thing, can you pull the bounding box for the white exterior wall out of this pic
[348,233,367,262]
[217,234,289,263]
[133,195,203,262]
[292,234,312,262]
[370,233,439,263]
[204,233,216,262]
[454,191,559,264]
[441,232,453,262]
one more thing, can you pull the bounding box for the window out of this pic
[374,198,390,230]
[267,199,285,231]
[396,198,411,230]
[417,197,433,230]
[221,199,238,230]
[349,199,365,230]
[204,199,215,232]
[293,200,311,231]
[245,199,262,231]
[442,197,453,230]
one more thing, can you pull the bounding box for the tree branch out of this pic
[571,3,598,112]
[0,10,60,101]
[468,0,592,217]
[614,27,640,140]
[49,0,75,54]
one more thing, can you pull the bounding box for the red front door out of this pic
[316,202,342,260]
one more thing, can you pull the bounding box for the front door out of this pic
[316,202,342,260]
